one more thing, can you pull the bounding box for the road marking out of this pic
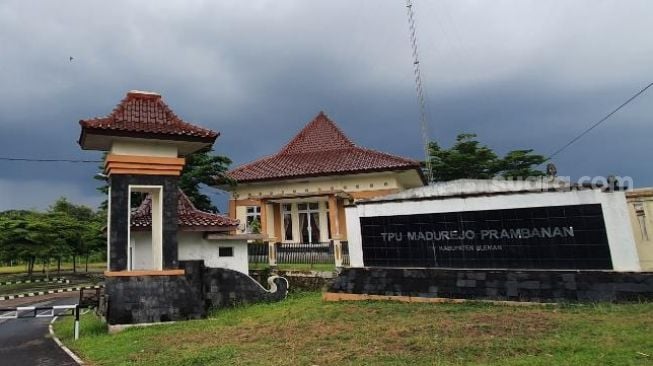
[49,316,84,365]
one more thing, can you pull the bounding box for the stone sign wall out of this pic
[328,267,653,303]
[360,204,613,269]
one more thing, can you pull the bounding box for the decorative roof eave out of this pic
[78,126,219,148]
[205,233,267,241]
[229,165,426,185]
[131,224,235,232]
[252,190,353,202]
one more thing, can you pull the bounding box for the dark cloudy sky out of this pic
[1,0,651,212]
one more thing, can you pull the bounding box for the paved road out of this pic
[0,295,79,366]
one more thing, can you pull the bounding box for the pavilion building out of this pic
[225,111,425,246]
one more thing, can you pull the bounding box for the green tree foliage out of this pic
[0,198,105,276]
[427,133,546,182]
[179,150,234,212]
[495,149,546,179]
[95,150,234,212]
[50,197,105,272]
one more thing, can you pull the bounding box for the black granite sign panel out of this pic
[360,204,612,269]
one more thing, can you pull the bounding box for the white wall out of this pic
[178,232,249,274]
[130,231,249,274]
[346,189,641,272]
[131,231,153,270]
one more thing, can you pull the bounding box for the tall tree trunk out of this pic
[85,253,89,272]
[57,257,61,274]
[72,255,77,273]
[27,257,34,276]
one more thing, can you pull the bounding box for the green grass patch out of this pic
[249,263,335,272]
[54,293,653,365]
[0,262,106,275]
[0,270,104,295]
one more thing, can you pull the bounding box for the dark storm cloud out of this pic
[1,0,651,211]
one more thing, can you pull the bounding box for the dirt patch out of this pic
[462,310,560,338]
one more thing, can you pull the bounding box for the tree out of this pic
[0,199,106,276]
[179,150,234,212]
[428,134,500,181]
[495,149,546,179]
[95,150,234,212]
[0,211,54,276]
[49,198,104,272]
[0,211,36,274]
[427,133,546,182]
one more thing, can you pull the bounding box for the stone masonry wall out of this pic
[104,261,288,325]
[104,261,205,325]
[204,268,288,308]
[249,269,335,292]
[329,268,653,303]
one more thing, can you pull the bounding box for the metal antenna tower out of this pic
[405,0,433,182]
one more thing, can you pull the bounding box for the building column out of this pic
[272,203,282,242]
[228,199,237,234]
[260,199,268,238]
[328,195,343,267]
[328,195,341,239]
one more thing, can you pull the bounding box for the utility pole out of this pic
[405,0,433,182]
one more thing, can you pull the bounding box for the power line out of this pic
[0,157,101,163]
[546,82,653,161]
[405,0,433,182]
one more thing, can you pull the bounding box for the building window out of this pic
[282,204,293,242]
[298,202,321,243]
[219,247,234,257]
[246,206,261,233]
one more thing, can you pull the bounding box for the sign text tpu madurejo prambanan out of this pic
[360,204,613,269]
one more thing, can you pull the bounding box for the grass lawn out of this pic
[54,292,653,366]
[0,261,106,275]
[0,277,101,296]
[0,265,105,295]
[249,263,335,272]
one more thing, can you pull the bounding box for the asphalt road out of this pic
[0,295,79,366]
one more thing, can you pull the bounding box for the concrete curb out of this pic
[0,285,103,301]
[0,278,70,286]
[49,316,84,365]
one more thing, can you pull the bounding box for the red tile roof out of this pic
[79,90,218,143]
[131,190,239,231]
[228,112,423,183]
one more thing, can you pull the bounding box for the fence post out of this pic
[268,242,277,267]
[74,305,80,340]
[333,240,343,268]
